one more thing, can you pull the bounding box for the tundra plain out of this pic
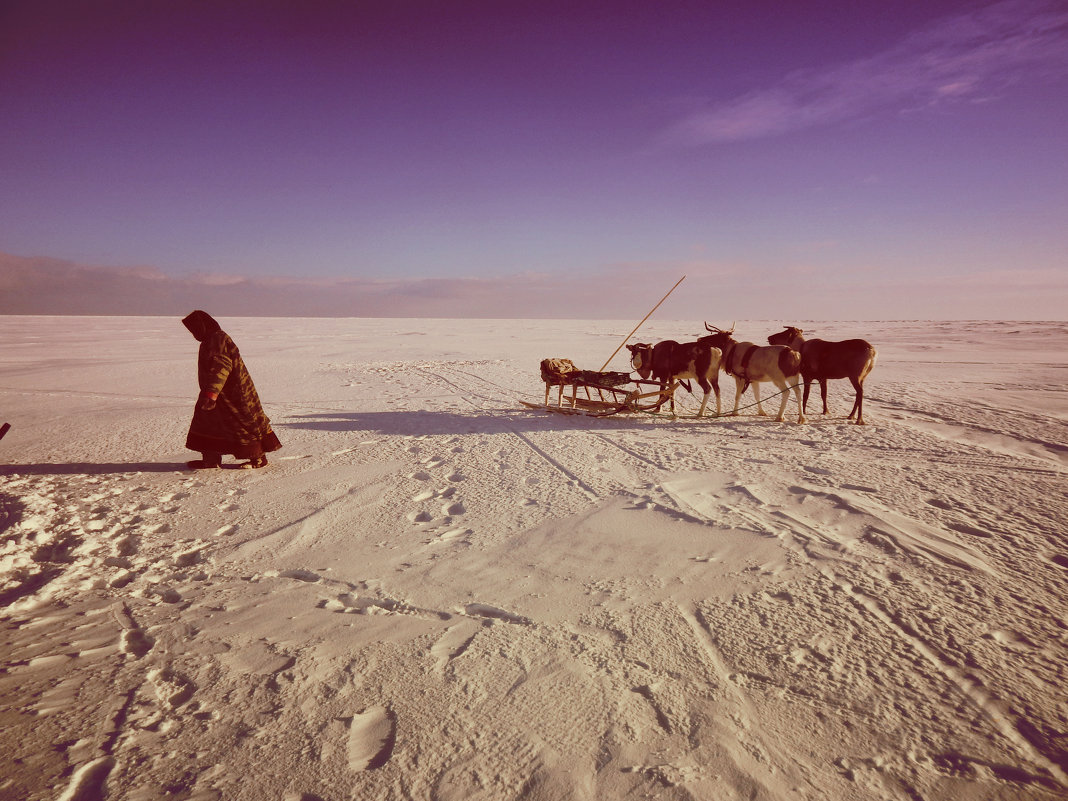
[1,316,1066,801]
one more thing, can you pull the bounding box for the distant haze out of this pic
[2,251,1063,320]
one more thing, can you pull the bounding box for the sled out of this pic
[524,359,678,417]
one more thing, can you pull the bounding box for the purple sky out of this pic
[1,0,1066,318]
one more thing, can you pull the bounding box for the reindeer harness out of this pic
[724,342,758,394]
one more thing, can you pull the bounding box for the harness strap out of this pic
[725,343,757,395]
[726,344,755,377]
[739,345,757,377]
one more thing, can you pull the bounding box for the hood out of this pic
[182,310,222,342]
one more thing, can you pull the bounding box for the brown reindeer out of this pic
[767,326,877,425]
[702,323,805,423]
[626,338,722,418]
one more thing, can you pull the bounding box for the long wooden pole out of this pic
[598,275,686,371]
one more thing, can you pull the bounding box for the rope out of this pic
[628,385,795,419]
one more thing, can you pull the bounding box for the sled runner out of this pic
[0,422,10,442]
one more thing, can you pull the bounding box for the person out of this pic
[182,311,281,469]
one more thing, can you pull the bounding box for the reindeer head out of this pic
[767,326,804,348]
[701,322,736,349]
[626,343,653,379]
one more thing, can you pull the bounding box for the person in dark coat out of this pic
[182,311,282,469]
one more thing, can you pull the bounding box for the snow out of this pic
[1,315,1066,801]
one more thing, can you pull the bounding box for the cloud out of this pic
[667,0,1068,144]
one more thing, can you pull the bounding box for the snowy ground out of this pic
[1,316,1066,801]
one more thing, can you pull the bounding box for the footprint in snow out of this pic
[120,627,154,659]
[277,568,322,582]
[146,585,182,604]
[983,628,1039,650]
[431,527,470,545]
[464,603,531,626]
[173,547,202,568]
[346,706,397,771]
[320,592,360,612]
[56,757,115,801]
[148,667,196,709]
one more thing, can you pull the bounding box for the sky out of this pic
[1,0,1066,319]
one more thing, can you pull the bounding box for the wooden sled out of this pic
[524,359,678,417]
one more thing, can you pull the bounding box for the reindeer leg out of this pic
[773,381,789,422]
[849,377,865,424]
[820,379,829,415]
[731,377,743,415]
[712,375,721,417]
[793,380,806,424]
[696,377,711,417]
[802,378,812,415]
[753,382,766,416]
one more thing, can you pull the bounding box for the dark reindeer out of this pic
[701,323,806,423]
[766,326,877,425]
[626,338,722,418]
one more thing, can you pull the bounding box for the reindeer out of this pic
[626,338,722,418]
[701,323,806,423]
[767,326,877,424]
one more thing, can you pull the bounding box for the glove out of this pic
[198,391,218,411]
